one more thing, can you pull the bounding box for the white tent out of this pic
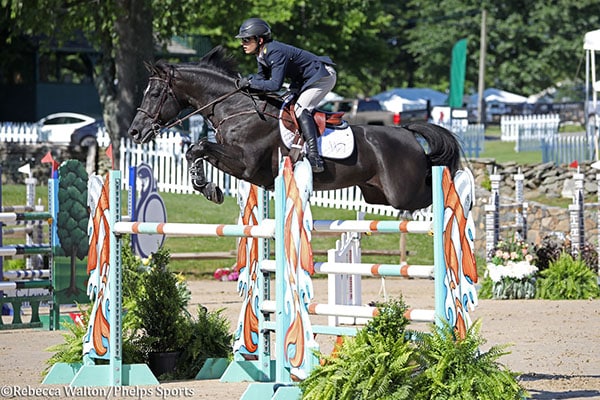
[584,29,600,113]
[372,88,447,112]
[469,88,527,105]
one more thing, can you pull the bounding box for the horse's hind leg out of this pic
[188,156,224,204]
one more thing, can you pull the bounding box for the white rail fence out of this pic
[1,122,412,218]
[500,114,561,149]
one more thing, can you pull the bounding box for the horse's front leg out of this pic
[187,145,224,204]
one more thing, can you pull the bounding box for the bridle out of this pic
[136,66,182,135]
[137,66,281,138]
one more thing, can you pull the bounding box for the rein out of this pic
[141,67,283,138]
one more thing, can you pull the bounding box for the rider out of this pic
[236,17,336,173]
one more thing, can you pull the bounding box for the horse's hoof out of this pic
[202,183,224,204]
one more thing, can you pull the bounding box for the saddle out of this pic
[280,103,347,135]
[280,101,348,161]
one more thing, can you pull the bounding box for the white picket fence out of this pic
[0,121,426,217]
[119,134,403,217]
[500,114,561,150]
[0,122,39,143]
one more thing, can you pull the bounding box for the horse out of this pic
[128,46,463,212]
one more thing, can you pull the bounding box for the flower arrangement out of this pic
[213,267,239,281]
[483,236,538,299]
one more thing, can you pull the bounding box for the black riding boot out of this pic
[298,110,324,173]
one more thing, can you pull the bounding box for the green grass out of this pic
[1,184,438,279]
[479,139,542,164]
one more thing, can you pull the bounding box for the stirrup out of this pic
[307,154,324,173]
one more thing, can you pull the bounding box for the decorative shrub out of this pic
[299,298,527,400]
[413,320,526,400]
[45,236,233,381]
[536,252,600,300]
[534,233,598,274]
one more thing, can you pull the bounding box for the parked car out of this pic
[36,112,102,146]
[70,120,104,148]
[320,98,429,126]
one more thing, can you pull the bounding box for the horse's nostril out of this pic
[129,129,138,137]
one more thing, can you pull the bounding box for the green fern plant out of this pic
[412,320,526,400]
[536,252,600,300]
[299,297,416,400]
[43,304,90,376]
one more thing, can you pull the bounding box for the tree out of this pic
[56,160,89,296]
[189,0,405,96]
[3,0,202,165]
[405,0,600,96]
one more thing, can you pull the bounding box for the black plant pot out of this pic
[148,351,180,378]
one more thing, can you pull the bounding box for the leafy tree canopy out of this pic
[3,0,600,115]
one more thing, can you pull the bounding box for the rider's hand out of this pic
[237,76,252,89]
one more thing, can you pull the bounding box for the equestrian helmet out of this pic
[236,18,272,40]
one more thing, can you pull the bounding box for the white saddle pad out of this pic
[278,102,354,159]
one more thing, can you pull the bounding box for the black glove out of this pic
[237,76,252,89]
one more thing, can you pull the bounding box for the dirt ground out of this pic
[1,278,599,400]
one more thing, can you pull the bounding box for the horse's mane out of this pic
[151,46,239,78]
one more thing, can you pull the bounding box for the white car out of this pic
[36,112,96,145]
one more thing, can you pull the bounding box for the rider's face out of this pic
[241,37,259,54]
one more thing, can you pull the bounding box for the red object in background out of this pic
[569,160,579,168]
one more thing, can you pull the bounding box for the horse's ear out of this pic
[202,46,226,64]
[201,46,238,75]
[144,61,154,74]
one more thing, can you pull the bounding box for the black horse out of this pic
[128,46,462,211]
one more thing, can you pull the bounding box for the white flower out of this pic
[486,261,538,282]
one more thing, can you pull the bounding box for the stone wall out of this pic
[469,158,599,259]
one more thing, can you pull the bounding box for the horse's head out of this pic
[129,61,183,144]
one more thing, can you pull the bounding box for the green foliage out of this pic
[534,234,598,274]
[43,304,91,376]
[300,300,526,399]
[169,306,232,380]
[300,298,416,400]
[127,247,190,354]
[45,238,232,380]
[412,320,526,400]
[536,252,600,300]
[122,240,232,380]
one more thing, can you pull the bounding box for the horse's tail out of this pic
[405,122,462,176]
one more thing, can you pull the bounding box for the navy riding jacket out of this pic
[248,40,334,93]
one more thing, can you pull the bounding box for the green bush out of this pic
[300,298,416,400]
[413,320,525,400]
[536,252,600,300]
[299,299,527,400]
[45,237,233,381]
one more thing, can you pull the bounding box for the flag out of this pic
[449,39,468,108]
[41,151,59,175]
[106,144,114,170]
